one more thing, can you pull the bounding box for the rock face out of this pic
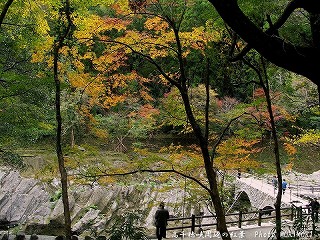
[0,168,51,224]
[0,167,203,236]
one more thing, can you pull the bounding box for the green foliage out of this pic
[238,0,284,24]
[85,204,99,211]
[296,106,320,130]
[158,88,187,133]
[1,0,319,187]
[182,0,219,30]
[0,96,55,144]
[0,150,25,169]
[294,129,320,146]
[108,211,149,240]
[0,20,55,144]
[0,25,56,144]
[132,141,145,149]
[128,118,155,139]
[158,85,218,134]
[95,113,129,137]
[94,103,159,141]
[268,206,320,240]
[50,189,62,202]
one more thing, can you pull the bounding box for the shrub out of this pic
[108,211,149,240]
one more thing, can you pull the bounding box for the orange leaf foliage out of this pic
[137,104,160,118]
[215,137,261,171]
[283,143,297,155]
[247,88,293,130]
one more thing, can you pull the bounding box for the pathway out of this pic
[161,224,275,239]
[238,176,309,207]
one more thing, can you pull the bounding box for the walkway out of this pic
[161,224,275,239]
[237,176,309,207]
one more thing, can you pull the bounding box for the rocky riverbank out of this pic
[0,167,208,237]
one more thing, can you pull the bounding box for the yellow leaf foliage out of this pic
[112,0,132,15]
[75,15,130,41]
[285,159,294,172]
[91,127,109,139]
[215,137,260,171]
[144,17,169,32]
[295,129,320,144]
[31,36,54,63]
[283,143,297,155]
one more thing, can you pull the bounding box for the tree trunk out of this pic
[243,57,283,239]
[264,88,282,240]
[310,13,320,103]
[260,59,282,240]
[310,13,320,48]
[180,88,231,240]
[207,0,320,89]
[52,0,74,238]
[70,127,75,148]
[170,21,231,239]
[0,0,14,27]
[54,45,72,240]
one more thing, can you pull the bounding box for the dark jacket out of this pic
[155,208,169,227]
[310,200,320,211]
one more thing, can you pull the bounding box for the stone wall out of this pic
[234,179,290,210]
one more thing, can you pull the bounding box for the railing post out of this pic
[216,217,218,231]
[258,209,262,226]
[238,211,242,228]
[298,206,302,220]
[290,206,294,221]
[191,214,195,234]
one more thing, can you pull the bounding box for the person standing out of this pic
[272,176,278,189]
[272,176,278,195]
[237,168,241,179]
[309,198,319,222]
[154,202,169,240]
[282,179,287,195]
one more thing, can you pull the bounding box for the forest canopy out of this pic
[1,1,319,239]
[0,0,318,149]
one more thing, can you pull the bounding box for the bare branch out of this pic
[204,58,210,141]
[76,168,212,194]
[82,38,179,88]
[0,0,14,28]
[2,57,32,72]
[1,22,35,28]
[0,90,29,100]
[210,113,246,164]
[231,0,315,61]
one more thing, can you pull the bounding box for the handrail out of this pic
[288,184,320,192]
[289,184,320,188]
[166,205,312,234]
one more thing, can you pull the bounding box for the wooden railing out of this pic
[166,206,312,235]
[288,184,320,193]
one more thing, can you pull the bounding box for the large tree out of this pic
[79,1,235,239]
[205,1,319,239]
[207,0,320,100]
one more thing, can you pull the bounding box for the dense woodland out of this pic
[0,0,320,239]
